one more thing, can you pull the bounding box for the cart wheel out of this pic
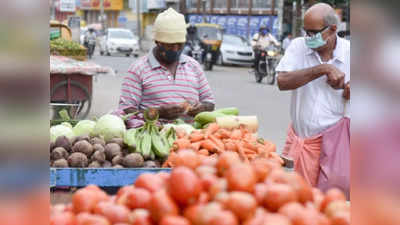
[50,80,92,119]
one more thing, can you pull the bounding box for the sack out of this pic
[318,117,350,199]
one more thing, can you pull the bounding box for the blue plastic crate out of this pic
[50,168,171,187]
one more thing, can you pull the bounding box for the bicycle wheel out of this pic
[50,80,92,119]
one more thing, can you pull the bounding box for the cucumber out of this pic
[194,111,226,125]
[215,107,239,116]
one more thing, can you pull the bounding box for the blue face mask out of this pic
[261,30,268,35]
[305,32,327,49]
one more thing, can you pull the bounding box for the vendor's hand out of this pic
[343,81,350,100]
[157,104,185,120]
[187,102,215,117]
[323,64,345,89]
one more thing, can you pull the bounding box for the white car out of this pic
[100,28,139,57]
[217,34,254,66]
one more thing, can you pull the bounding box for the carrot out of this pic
[218,129,232,139]
[189,141,202,151]
[230,129,243,140]
[189,131,204,142]
[224,141,237,151]
[264,141,277,153]
[243,148,256,154]
[198,149,209,156]
[175,138,191,150]
[236,142,249,163]
[242,141,258,152]
[201,139,221,153]
[204,123,219,138]
[208,135,225,151]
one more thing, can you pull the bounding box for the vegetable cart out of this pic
[50,56,113,119]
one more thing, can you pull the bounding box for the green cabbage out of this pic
[73,120,96,136]
[50,124,75,142]
[92,114,126,142]
[61,122,73,129]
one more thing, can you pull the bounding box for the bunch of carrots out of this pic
[162,123,283,167]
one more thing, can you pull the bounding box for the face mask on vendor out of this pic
[157,42,184,64]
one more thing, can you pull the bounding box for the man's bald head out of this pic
[304,3,339,31]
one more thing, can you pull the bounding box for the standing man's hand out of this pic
[187,102,215,117]
[323,64,345,89]
[343,81,350,100]
[157,104,185,120]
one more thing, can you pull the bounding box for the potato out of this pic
[72,140,94,157]
[104,143,122,161]
[51,147,69,160]
[73,135,90,145]
[68,152,88,168]
[93,143,105,153]
[55,136,71,152]
[112,155,123,166]
[91,150,106,163]
[102,160,112,168]
[143,161,158,168]
[90,137,106,147]
[121,148,130,156]
[50,142,56,152]
[113,164,124,168]
[122,153,144,168]
[53,158,69,168]
[108,137,124,148]
[88,161,102,168]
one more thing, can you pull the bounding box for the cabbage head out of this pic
[73,120,96,136]
[50,124,75,142]
[92,114,126,142]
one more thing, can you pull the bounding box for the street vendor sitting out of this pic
[117,8,215,126]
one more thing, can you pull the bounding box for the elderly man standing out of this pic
[276,3,350,196]
[117,8,215,125]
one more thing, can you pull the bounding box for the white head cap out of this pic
[153,8,187,43]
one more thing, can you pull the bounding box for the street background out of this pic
[88,51,291,152]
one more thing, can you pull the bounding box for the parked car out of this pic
[99,28,139,57]
[217,34,254,66]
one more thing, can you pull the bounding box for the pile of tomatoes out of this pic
[51,151,350,225]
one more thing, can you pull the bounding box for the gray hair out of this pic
[323,11,340,27]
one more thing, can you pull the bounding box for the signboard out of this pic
[147,0,165,10]
[187,14,278,38]
[68,16,81,43]
[60,0,76,12]
[80,0,123,10]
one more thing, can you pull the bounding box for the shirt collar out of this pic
[306,35,345,63]
[148,47,188,69]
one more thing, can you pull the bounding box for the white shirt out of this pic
[276,36,350,138]
[251,33,280,49]
[282,37,292,50]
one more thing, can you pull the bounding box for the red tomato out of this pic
[168,167,203,206]
[324,200,350,219]
[149,190,179,223]
[76,213,111,225]
[200,155,218,167]
[135,173,166,193]
[50,211,77,225]
[263,184,298,212]
[157,172,171,182]
[196,165,217,178]
[330,211,350,225]
[254,184,268,205]
[200,173,219,192]
[226,163,257,193]
[216,152,241,176]
[129,209,153,225]
[174,150,201,169]
[251,158,281,182]
[72,189,100,213]
[214,192,229,206]
[320,188,346,212]
[196,202,224,225]
[242,208,267,225]
[126,188,152,209]
[279,202,321,225]
[183,204,204,225]
[116,185,135,199]
[197,192,210,204]
[263,213,292,225]
[209,210,239,225]
[209,178,227,200]
[93,201,130,224]
[225,192,257,222]
[159,215,191,225]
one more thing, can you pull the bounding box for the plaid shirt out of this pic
[119,48,215,111]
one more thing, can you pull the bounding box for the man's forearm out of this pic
[277,65,326,91]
